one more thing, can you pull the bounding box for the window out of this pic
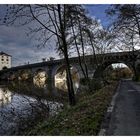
[1,59,4,61]
[6,59,8,61]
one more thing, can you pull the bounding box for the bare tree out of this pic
[106,4,140,80]
[107,5,140,39]
[0,4,82,105]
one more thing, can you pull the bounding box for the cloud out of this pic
[0,25,30,45]
[0,25,59,67]
[85,4,111,28]
[0,4,112,68]
[0,4,60,67]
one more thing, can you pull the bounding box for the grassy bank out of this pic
[27,82,118,136]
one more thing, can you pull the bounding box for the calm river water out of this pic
[0,83,63,136]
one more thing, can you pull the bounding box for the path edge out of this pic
[98,80,121,136]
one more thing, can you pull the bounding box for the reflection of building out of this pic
[0,88,12,106]
[0,52,12,70]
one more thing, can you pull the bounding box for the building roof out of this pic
[0,51,11,57]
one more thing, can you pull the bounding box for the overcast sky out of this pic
[0,4,111,67]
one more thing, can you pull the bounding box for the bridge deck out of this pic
[0,50,139,73]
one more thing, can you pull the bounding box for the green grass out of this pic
[27,82,118,136]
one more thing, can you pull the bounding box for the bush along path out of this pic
[27,82,118,136]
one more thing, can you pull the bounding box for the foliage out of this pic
[103,66,133,81]
[80,78,103,91]
[106,4,140,51]
[106,5,140,80]
[26,82,117,135]
[1,4,82,105]
[7,81,69,104]
[90,79,103,91]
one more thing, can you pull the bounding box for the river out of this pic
[0,68,80,135]
[0,83,63,135]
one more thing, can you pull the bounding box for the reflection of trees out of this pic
[0,94,49,135]
[8,81,68,103]
[0,84,63,135]
[0,88,12,107]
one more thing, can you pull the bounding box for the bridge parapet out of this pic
[0,50,139,80]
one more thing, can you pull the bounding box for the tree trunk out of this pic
[78,19,89,80]
[88,32,99,69]
[63,44,76,105]
[70,18,87,79]
[57,4,76,105]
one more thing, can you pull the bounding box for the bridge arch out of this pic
[8,71,16,80]
[33,68,48,87]
[94,61,135,79]
[18,69,32,81]
[54,64,80,93]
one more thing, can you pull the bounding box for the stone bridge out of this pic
[0,50,140,90]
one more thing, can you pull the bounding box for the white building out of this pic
[0,52,12,70]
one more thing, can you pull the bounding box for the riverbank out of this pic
[26,82,118,135]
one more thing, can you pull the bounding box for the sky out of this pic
[85,4,111,27]
[0,4,111,67]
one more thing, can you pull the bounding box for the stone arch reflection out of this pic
[0,87,12,107]
[33,69,48,87]
[55,65,80,93]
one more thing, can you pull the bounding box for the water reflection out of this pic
[33,71,47,87]
[0,87,12,107]
[0,84,63,135]
[55,66,80,93]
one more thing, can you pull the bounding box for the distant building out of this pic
[0,52,12,70]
